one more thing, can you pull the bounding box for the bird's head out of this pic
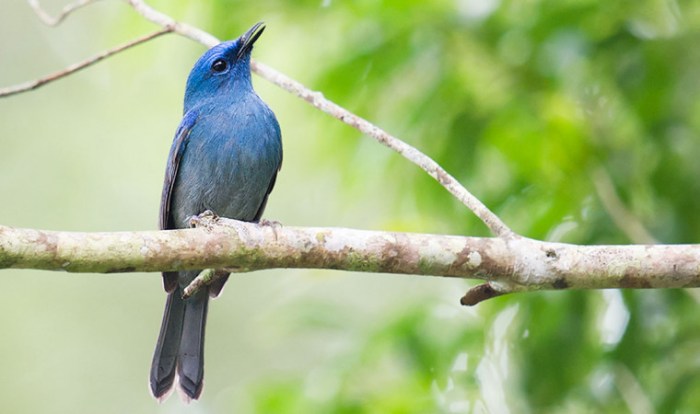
[183,22,265,109]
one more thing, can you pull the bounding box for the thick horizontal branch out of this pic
[2,219,699,294]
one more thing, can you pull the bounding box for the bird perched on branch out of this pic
[150,22,282,402]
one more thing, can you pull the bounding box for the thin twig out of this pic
[16,0,514,237]
[253,61,514,237]
[28,0,99,26]
[124,0,219,47]
[0,28,172,98]
[121,0,514,238]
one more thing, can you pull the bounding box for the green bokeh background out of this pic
[2,0,700,412]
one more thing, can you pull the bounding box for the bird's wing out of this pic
[159,109,198,292]
[160,110,198,230]
[253,122,283,222]
[252,163,281,222]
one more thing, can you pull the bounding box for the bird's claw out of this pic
[188,210,219,228]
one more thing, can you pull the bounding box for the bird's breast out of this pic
[169,104,281,228]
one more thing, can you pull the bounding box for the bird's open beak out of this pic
[237,22,265,60]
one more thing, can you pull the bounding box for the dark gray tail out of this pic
[150,274,209,401]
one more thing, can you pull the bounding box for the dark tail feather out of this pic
[150,288,185,400]
[177,288,208,400]
[150,279,209,401]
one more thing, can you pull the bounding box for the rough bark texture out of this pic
[2,218,699,293]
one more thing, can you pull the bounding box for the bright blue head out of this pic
[183,22,265,110]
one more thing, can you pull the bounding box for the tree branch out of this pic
[0,28,172,98]
[250,62,514,238]
[6,2,679,306]
[9,0,512,237]
[146,0,512,237]
[28,0,99,26]
[123,0,512,237]
[2,218,698,302]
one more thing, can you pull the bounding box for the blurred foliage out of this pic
[249,303,486,414]
[2,0,700,413]
[229,0,700,412]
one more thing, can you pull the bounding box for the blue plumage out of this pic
[150,22,282,401]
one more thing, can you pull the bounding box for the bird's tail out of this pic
[150,272,209,402]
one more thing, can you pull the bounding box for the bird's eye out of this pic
[211,59,228,73]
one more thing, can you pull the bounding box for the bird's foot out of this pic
[188,210,219,229]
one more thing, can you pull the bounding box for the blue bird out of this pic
[150,22,282,401]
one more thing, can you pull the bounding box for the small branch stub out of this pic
[460,283,508,306]
[182,269,215,299]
